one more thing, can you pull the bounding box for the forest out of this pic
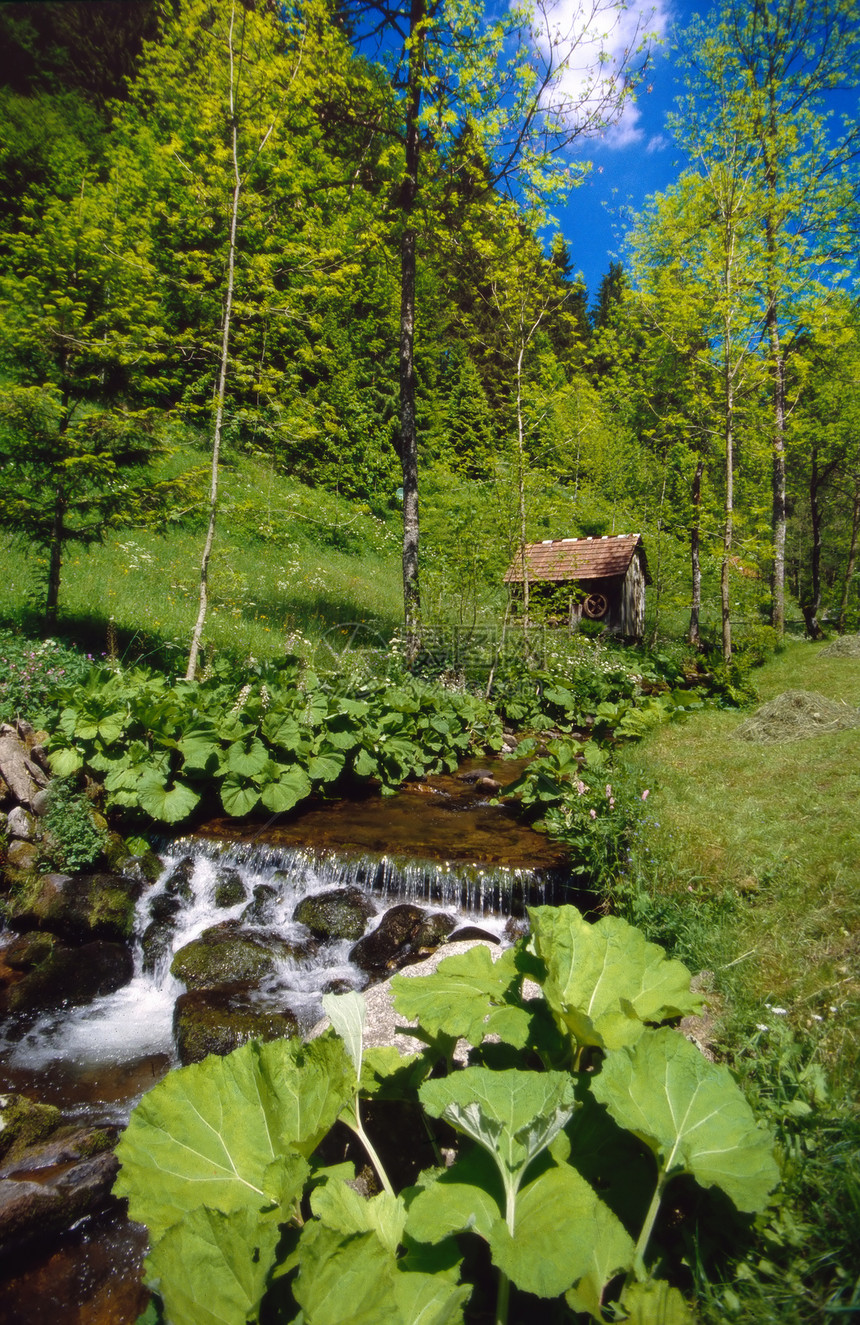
[0,3,858,1324]
[0,0,858,665]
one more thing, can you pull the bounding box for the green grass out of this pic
[618,639,860,1324]
[620,640,860,1058]
[0,455,404,666]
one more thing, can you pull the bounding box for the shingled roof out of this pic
[504,534,650,584]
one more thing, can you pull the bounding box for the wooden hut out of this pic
[504,534,651,641]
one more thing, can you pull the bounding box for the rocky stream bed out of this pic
[0,727,576,1322]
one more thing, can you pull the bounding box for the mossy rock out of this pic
[164,856,195,900]
[2,930,58,971]
[0,1093,61,1162]
[170,922,302,991]
[3,940,134,1018]
[241,884,278,924]
[293,887,377,942]
[414,912,457,949]
[6,871,141,943]
[104,835,164,886]
[141,916,178,975]
[173,987,300,1065]
[213,867,245,909]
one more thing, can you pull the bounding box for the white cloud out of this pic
[526,0,671,149]
[646,131,670,152]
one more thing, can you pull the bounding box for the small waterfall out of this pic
[3,839,570,1103]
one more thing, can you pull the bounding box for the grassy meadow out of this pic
[1,454,858,1321]
[618,640,859,1324]
[0,456,405,666]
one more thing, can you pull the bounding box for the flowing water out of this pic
[0,765,574,1320]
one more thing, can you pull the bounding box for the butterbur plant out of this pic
[114,906,780,1325]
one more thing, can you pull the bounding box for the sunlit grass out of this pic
[0,457,404,665]
[620,640,860,1082]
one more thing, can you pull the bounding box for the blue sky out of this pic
[551,0,706,299]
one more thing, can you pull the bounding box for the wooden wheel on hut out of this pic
[582,592,608,620]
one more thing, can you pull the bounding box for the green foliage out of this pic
[45,655,504,826]
[38,776,107,873]
[0,628,92,723]
[114,907,779,1324]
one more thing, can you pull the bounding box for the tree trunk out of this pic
[800,441,825,639]
[45,483,65,634]
[837,478,860,633]
[186,10,242,681]
[721,364,734,665]
[688,458,704,649]
[398,0,424,655]
[515,338,529,624]
[768,304,787,639]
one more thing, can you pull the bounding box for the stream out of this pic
[0,761,575,1322]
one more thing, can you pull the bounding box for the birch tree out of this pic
[673,0,860,637]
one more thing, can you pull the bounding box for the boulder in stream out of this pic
[0,1094,61,1163]
[213,867,246,908]
[350,903,454,976]
[171,921,311,991]
[164,855,195,901]
[173,987,301,1064]
[0,1099,120,1251]
[6,871,142,944]
[1,940,134,1020]
[241,883,278,924]
[293,887,377,942]
[0,1151,119,1249]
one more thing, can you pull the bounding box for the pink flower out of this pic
[576,780,587,796]
[609,797,615,807]
[641,789,650,801]
[589,808,597,819]
[605,784,612,797]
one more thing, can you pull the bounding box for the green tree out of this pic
[344,0,650,643]
[110,0,393,669]
[673,0,860,636]
[629,154,768,662]
[0,138,167,629]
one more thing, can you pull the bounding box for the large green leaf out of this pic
[392,946,521,1048]
[311,1181,406,1255]
[48,745,83,776]
[308,751,346,783]
[259,764,311,813]
[291,1225,401,1324]
[144,1205,281,1325]
[391,1269,470,1324]
[528,905,704,1051]
[488,1163,634,1301]
[592,1029,780,1213]
[322,990,365,1078]
[405,1148,502,1246]
[114,1037,354,1238]
[261,712,305,751]
[225,737,268,777]
[178,725,220,771]
[220,773,260,817]
[613,1280,696,1324]
[137,771,200,824]
[419,1067,577,1184]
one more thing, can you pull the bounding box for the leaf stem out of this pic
[495,1174,518,1325]
[631,1167,668,1281]
[347,1103,395,1198]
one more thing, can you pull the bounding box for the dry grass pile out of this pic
[735,688,860,743]
[820,633,860,658]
